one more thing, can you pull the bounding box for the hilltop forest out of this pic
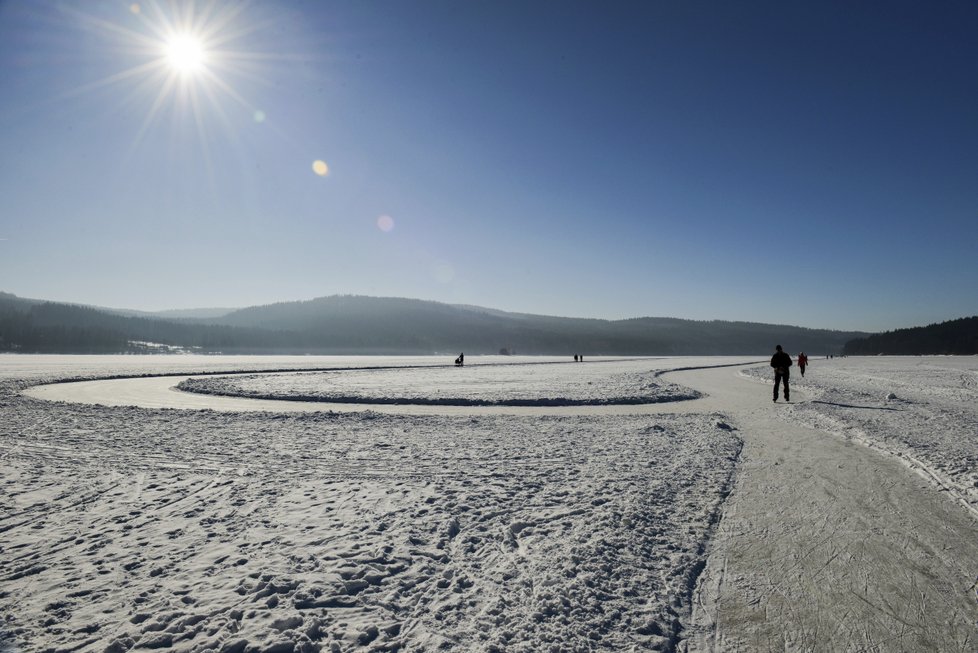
[2,291,869,356]
[842,316,978,355]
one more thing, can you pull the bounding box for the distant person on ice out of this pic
[455,352,464,367]
[798,351,808,377]
[771,345,792,402]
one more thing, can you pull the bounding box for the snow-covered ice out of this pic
[3,354,977,652]
[1,356,740,652]
[176,359,699,406]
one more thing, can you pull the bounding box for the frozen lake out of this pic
[2,354,977,651]
[2,355,744,652]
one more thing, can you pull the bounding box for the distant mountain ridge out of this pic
[0,292,236,320]
[1,291,873,355]
[108,307,238,320]
[204,295,868,355]
[153,307,237,319]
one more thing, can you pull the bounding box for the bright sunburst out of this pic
[62,0,286,161]
[164,33,207,75]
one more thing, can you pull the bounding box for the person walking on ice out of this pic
[798,351,808,377]
[771,344,792,402]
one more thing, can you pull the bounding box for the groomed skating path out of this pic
[24,364,978,650]
[667,365,978,652]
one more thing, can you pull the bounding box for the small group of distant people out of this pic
[770,346,808,402]
[573,354,583,362]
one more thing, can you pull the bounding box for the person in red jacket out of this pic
[770,344,792,402]
[798,352,808,377]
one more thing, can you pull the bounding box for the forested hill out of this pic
[1,292,867,355]
[201,295,865,354]
[0,292,282,354]
[843,316,978,355]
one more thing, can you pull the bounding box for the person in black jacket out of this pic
[770,344,792,402]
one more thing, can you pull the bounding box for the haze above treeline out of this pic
[0,292,974,356]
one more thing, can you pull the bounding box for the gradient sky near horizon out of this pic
[1,1,976,333]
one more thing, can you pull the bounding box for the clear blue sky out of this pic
[1,1,975,332]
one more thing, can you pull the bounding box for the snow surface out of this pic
[4,354,977,652]
[176,359,699,406]
[1,356,740,652]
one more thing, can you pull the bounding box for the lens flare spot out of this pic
[253,110,266,123]
[130,3,141,14]
[377,215,394,232]
[312,160,329,176]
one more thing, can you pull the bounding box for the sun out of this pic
[60,0,290,159]
[164,33,206,75]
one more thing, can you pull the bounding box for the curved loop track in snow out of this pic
[23,360,763,416]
